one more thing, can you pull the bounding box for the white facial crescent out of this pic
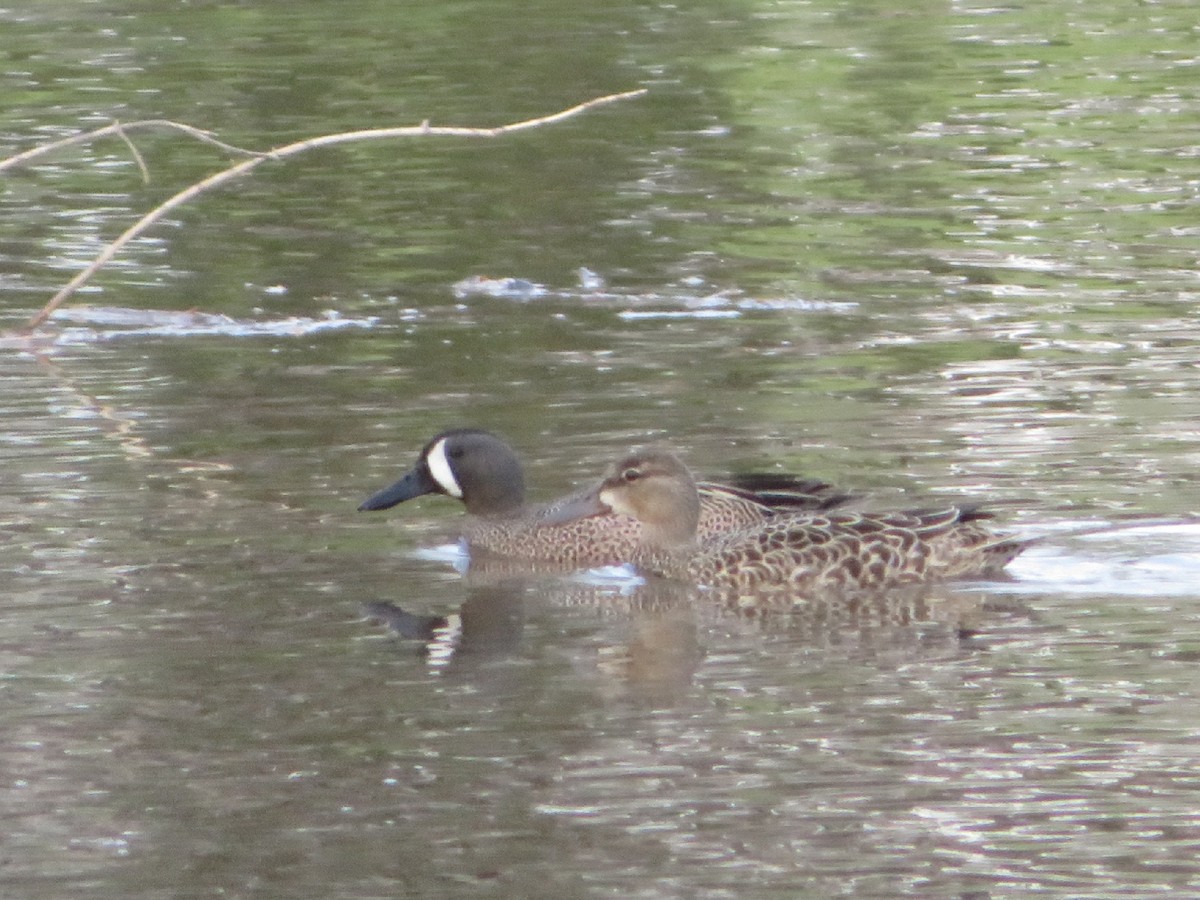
[426,438,463,498]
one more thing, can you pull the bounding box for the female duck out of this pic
[561,445,1028,593]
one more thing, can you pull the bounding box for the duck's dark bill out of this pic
[358,467,437,511]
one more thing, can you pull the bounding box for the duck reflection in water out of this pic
[362,580,526,674]
[361,572,707,702]
[359,560,993,703]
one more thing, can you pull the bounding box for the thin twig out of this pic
[0,119,262,173]
[19,88,647,332]
[112,121,151,185]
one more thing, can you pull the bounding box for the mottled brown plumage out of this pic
[358,429,848,566]
[576,446,1028,594]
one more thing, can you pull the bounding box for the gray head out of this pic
[358,428,526,516]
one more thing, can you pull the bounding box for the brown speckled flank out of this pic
[358,429,849,566]
[574,446,1029,594]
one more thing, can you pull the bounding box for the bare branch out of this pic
[0,119,262,173]
[18,89,647,332]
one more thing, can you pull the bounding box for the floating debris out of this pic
[618,309,741,320]
[576,267,605,291]
[450,269,857,316]
[452,275,548,301]
[42,306,377,343]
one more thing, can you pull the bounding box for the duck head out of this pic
[544,445,701,549]
[358,428,526,516]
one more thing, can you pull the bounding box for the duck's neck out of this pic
[462,477,525,516]
[640,518,699,550]
[629,525,697,584]
[634,482,701,551]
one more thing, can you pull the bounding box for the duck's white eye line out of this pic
[427,438,463,498]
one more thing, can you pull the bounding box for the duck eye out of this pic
[621,467,641,482]
[449,447,464,459]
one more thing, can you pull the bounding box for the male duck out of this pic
[553,445,1028,593]
[358,428,848,567]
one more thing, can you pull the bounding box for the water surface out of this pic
[3,1,1200,897]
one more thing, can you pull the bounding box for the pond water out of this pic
[3,1,1200,897]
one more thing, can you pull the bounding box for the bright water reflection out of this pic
[4,0,1200,897]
